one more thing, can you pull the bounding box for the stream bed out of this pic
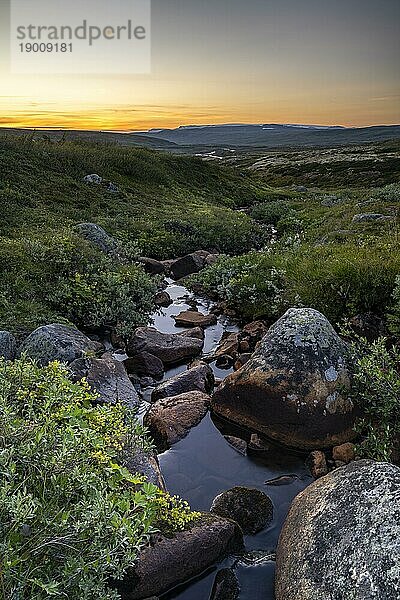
[141,280,312,600]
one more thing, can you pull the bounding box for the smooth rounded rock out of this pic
[212,308,355,450]
[276,460,400,600]
[0,331,17,360]
[128,327,204,365]
[151,362,214,402]
[18,323,102,367]
[210,486,273,534]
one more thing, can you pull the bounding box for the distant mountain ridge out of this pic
[137,123,400,147]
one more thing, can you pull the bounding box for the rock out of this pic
[332,442,355,464]
[144,391,211,452]
[106,182,119,193]
[241,320,268,345]
[209,569,239,600]
[349,312,388,342]
[170,251,209,280]
[0,331,17,360]
[212,308,355,450]
[128,327,204,365]
[248,433,270,452]
[265,475,300,487]
[215,354,234,369]
[211,486,273,534]
[320,195,342,207]
[352,213,393,223]
[125,352,164,381]
[83,173,102,184]
[151,363,214,402]
[275,460,400,600]
[70,354,139,408]
[224,435,247,456]
[124,447,165,489]
[179,327,205,341]
[18,324,102,367]
[138,257,165,275]
[234,353,251,371]
[174,310,217,328]
[153,291,172,307]
[306,450,328,479]
[74,222,118,254]
[205,253,220,267]
[118,513,243,600]
[214,332,239,358]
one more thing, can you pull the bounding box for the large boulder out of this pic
[276,460,400,600]
[74,222,118,254]
[124,351,164,381]
[212,308,355,450]
[210,486,273,534]
[170,251,209,280]
[128,327,204,365]
[144,391,211,452]
[18,324,102,367]
[138,257,165,275]
[0,331,17,360]
[70,354,139,408]
[151,362,214,402]
[118,514,243,599]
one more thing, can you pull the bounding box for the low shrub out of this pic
[348,336,400,462]
[0,358,198,599]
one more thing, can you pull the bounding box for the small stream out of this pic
[140,280,312,599]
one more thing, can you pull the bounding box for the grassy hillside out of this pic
[0,134,269,337]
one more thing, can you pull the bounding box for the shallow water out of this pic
[144,281,312,599]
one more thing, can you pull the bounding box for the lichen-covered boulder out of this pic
[212,308,355,450]
[128,327,204,366]
[0,331,17,360]
[151,362,214,402]
[117,513,243,599]
[70,354,139,409]
[18,324,102,367]
[144,391,211,452]
[210,486,273,534]
[275,460,400,600]
[75,222,118,254]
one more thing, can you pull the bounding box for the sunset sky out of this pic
[0,0,399,131]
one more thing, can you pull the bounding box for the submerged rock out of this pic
[18,323,102,367]
[209,569,239,600]
[144,391,211,452]
[212,308,355,450]
[210,486,273,534]
[128,327,204,365]
[118,513,243,599]
[275,460,400,600]
[0,331,17,360]
[70,354,139,408]
[151,362,214,402]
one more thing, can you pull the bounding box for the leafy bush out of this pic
[192,253,287,320]
[348,336,400,462]
[373,182,400,202]
[250,201,290,225]
[0,359,198,599]
[0,232,156,339]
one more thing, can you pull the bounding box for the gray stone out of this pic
[352,213,393,223]
[83,173,102,184]
[118,513,243,599]
[0,331,17,360]
[151,362,214,402]
[276,460,400,600]
[144,391,211,452]
[18,324,102,367]
[212,308,355,450]
[210,486,273,534]
[70,353,139,409]
[128,327,204,365]
[75,222,118,254]
[124,447,165,490]
[153,291,172,307]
